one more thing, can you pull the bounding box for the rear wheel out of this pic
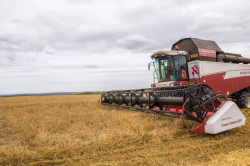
[237,91,250,108]
[203,86,215,97]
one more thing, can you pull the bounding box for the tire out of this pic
[203,86,215,97]
[237,91,250,108]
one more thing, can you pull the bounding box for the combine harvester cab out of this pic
[101,38,249,134]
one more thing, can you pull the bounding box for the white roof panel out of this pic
[151,50,187,59]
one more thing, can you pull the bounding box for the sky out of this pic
[1,0,250,95]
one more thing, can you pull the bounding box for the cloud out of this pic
[85,65,99,69]
[116,34,160,51]
[1,0,250,94]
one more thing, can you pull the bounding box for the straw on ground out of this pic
[0,95,250,165]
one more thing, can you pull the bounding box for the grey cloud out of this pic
[0,52,21,68]
[20,12,128,53]
[11,19,22,23]
[0,34,49,53]
[85,65,99,68]
[0,34,23,45]
[44,50,55,55]
[116,34,160,50]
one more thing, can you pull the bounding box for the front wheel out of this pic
[237,91,250,108]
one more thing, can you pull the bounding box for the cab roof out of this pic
[150,50,187,59]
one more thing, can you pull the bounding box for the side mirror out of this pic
[148,63,150,70]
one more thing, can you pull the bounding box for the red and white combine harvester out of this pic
[101,38,250,134]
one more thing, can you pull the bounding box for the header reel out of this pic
[101,84,246,134]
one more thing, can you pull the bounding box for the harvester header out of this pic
[101,38,249,134]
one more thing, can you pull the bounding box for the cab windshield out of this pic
[155,55,187,82]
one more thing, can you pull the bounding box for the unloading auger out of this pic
[101,38,249,134]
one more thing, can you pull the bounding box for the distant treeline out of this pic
[77,91,104,95]
[77,90,123,95]
[1,91,119,97]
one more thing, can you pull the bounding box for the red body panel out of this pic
[190,73,250,95]
[192,122,206,133]
[187,61,250,95]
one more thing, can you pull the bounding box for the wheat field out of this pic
[0,94,250,166]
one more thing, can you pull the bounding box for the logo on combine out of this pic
[198,48,216,57]
[240,71,250,74]
[190,54,198,58]
[221,119,242,127]
[191,66,199,75]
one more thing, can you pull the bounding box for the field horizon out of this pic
[0,94,250,165]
